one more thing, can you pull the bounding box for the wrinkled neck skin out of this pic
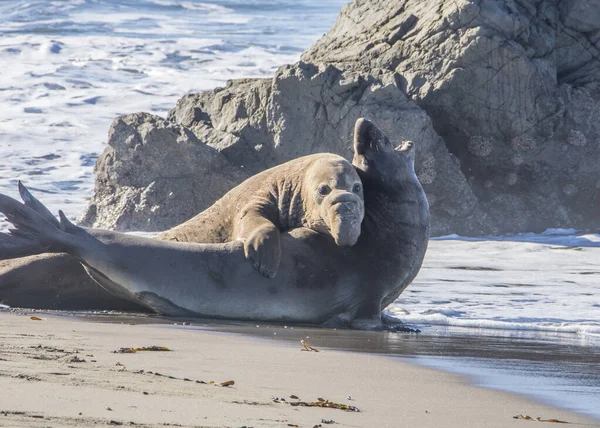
[272,179,305,231]
[299,180,327,234]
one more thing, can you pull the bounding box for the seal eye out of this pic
[352,183,362,193]
[318,185,331,196]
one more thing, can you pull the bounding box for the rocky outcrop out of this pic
[303,0,600,233]
[166,65,476,234]
[81,0,600,235]
[79,113,247,231]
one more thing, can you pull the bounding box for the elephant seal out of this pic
[0,118,429,330]
[160,154,364,278]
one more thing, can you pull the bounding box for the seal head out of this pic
[304,157,364,247]
[352,118,417,190]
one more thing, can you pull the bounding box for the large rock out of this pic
[167,64,475,235]
[79,113,247,231]
[303,0,600,233]
[81,0,600,235]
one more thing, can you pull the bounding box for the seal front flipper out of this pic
[350,299,383,331]
[242,224,281,278]
[237,198,282,279]
[351,315,383,331]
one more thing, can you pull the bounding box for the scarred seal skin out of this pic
[158,153,365,278]
[0,118,429,330]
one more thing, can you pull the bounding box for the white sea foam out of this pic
[387,232,600,340]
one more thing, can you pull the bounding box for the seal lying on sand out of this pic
[160,154,364,278]
[0,118,429,330]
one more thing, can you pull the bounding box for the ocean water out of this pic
[1,1,599,344]
[386,229,600,342]
[416,353,600,420]
[0,0,348,223]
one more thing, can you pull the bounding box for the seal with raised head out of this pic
[159,153,364,278]
[0,118,429,330]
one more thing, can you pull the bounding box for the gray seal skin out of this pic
[159,153,365,278]
[0,118,430,330]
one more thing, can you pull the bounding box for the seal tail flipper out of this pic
[18,181,60,228]
[0,191,68,260]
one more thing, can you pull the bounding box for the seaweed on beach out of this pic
[112,346,171,353]
[300,340,319,352]
[513,414,569,423]
[277,397,359,412]
[130,368,234,388]
[382,325,421,333]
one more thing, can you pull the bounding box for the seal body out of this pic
[159,154,364,278]
[0,118,429,330]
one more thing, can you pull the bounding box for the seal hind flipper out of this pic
[18,181,60,228]
[58,210,78,232]
[0,193,55,238]
[0,192,72,259]
[0,183,67,260]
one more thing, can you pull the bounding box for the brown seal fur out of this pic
[158,153,364,278]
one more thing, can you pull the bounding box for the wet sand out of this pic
[0,310,598,428]
[175,319,600,421]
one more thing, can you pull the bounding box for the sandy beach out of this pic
[0,311,597,428]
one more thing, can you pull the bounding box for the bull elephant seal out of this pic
[160,154,364,278]
[0,118,429,330]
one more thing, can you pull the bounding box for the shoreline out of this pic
[174,320,600,421]
[1,310,598,427]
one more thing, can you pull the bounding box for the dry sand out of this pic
[0,311,597,428]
